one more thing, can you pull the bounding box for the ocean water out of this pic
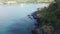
[0,4,49,34]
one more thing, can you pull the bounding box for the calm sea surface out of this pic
[0,4,49,34]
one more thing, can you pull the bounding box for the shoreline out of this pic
[31,1,60,34]
[0,3,50,5]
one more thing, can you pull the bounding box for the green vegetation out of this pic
[40,0,60,27]
[31,0,60,34]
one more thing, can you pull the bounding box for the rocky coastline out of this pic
[31,0,60,34]
[31,7,55,34]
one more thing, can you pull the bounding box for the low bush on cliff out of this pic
[40,0,60,28]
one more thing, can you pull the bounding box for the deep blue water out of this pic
[0,4,49,34]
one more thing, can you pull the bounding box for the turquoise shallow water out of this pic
[0,4,49,34]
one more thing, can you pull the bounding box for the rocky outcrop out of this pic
[32,0,60,34]
[32,7,55,34]
[32,8,60,34]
